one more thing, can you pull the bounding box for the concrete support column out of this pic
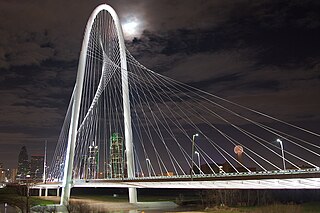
[57,187,60,197]
[45,188,48,197]
[39,188,42,197]
[129,188,137,203]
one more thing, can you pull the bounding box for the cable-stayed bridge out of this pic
[37,4,320,206]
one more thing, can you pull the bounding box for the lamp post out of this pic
[146,158,151,177]
[191,133,199,179]
[122,149,127,179]
[26,174,31,213]
[194,151,201,174]
[35,169,39,181]
[104,161,107,179]
[276,139,286,170]
[4,203,7,213]
[107,164,112,178]
[43,140,47,183]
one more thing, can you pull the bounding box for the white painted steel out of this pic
[34,177,320,190]
[60,4,137,206]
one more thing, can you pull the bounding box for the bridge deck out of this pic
[33,169,320,189]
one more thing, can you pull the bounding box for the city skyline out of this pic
[0,0,319,169]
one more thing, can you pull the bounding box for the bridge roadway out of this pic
[33,168,320,190]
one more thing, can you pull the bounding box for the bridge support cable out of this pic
[125,51,315,175]
[48,92,74,181]
[126,64,257,173]
[54,4,138,206]
[48,4,320,204]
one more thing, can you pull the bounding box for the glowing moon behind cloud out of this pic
[122,17,140,38]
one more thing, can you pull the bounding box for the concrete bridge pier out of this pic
[37,187,60,197]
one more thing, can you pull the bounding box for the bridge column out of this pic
[116,4,137,203]
[129,188,137,203]
[60,4,138,206]
[39,188,42,197]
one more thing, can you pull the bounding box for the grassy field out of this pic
[2,187,320,212]
[71,193,320,213]
[72,194,180,202]
[206,203,320,213]
[0,187,56,211]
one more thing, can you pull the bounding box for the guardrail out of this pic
[64,167,320,183]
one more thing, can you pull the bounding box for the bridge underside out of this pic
[76,178,320,189]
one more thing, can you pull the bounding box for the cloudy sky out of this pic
[0,0,319,168]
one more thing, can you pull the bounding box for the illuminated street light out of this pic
[26,174,31,213]
[276,139,286,170]
[108,164,112,178]
[191,133,199,179]
[123,150,127,178]
[194,151,201,174]
[43,140,47,183]
[146,158,151,177]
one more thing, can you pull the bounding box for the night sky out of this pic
[0,0,319,169]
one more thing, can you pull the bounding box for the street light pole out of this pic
[195,151,201,174]
[43,140,47,183]
[276,139,286,170]
[146,158,151,177]
[26,174,31,213]
[191,133,199,180]
[108,164,112,178]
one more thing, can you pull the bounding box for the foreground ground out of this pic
[2,187,320,212]
[39,195,320,213]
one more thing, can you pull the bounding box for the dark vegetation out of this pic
[194,189,320,207]
[72,187,320,212]
[1,186,320,212]
[0,185,56,212]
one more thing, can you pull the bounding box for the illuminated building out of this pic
[17,146,30,180]
[87,142,99,179]
[109,133,125,178]
[0,163,4,182]
[30,155,44,180]
[6,168,17,183]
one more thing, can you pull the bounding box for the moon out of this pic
[122,19,140,38]
[234,145,244,154]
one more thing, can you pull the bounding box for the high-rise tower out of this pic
[30,155,44,180]
[17,146,29,180]
[87,141,99,179]
[109,133,125,178]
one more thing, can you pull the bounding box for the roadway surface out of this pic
[33,168,320,190]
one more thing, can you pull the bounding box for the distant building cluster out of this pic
[0,162,17,183]
[0,158,17,183]
[76,133,126,180]
[0,146,45,183]
[17,146,45,181]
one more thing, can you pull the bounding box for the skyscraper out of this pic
[5,168,17,183]
[109,133,125,178]
[87,142,99,179]
[30,155,44,180]
[17,146,29,180]
[0,163,4,182]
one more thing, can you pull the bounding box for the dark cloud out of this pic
[125,0,320,122]
[0,0,319,168]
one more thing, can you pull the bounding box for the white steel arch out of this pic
[60,4,136,206]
